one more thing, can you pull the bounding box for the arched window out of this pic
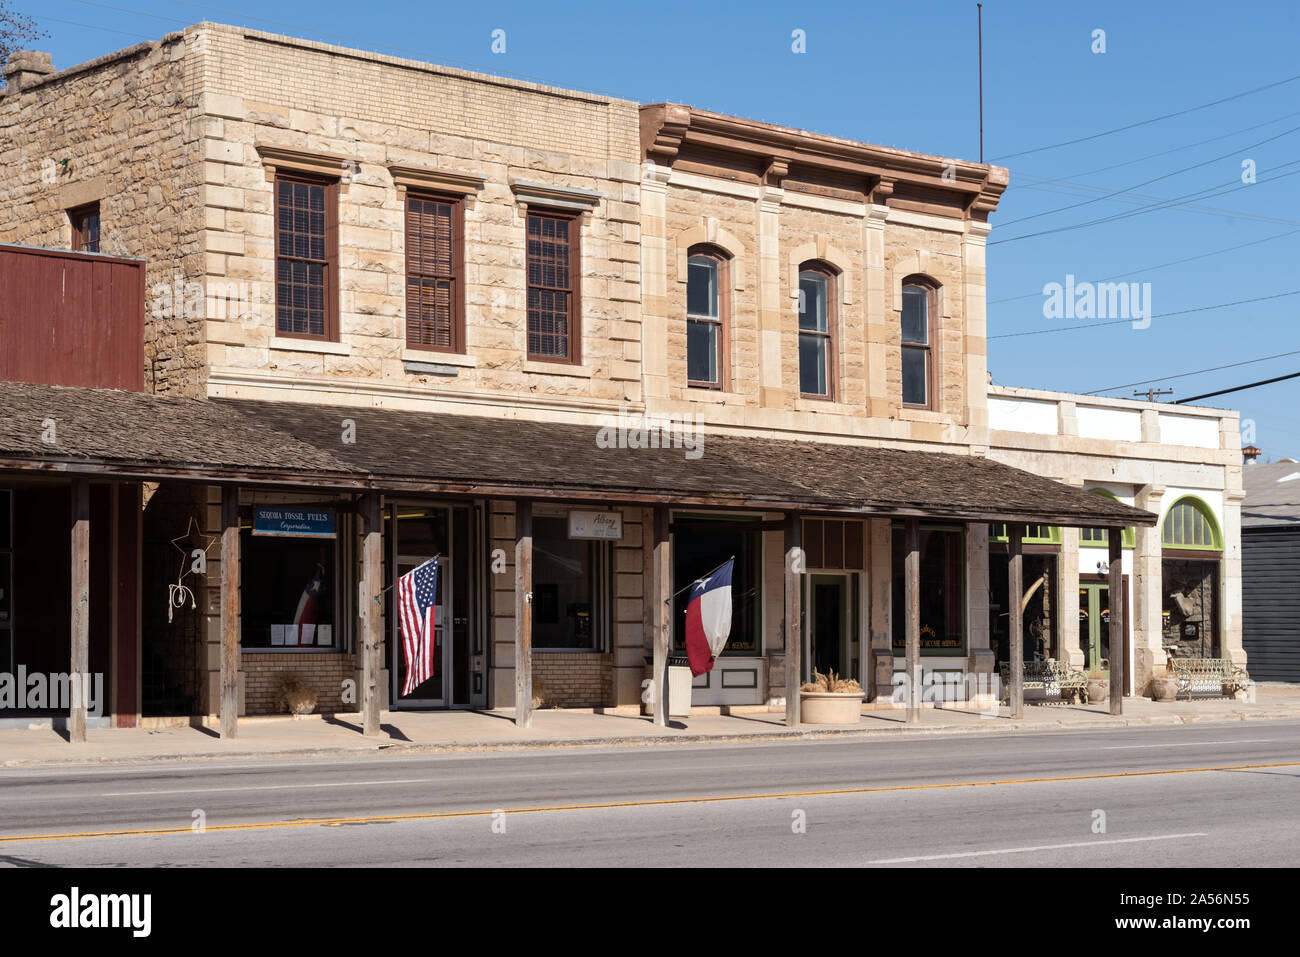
[686,247,727,388]
[1079,490,1136,548]
[798,263,836,398]
[900,278,936,408]
[1162,497,1223,551]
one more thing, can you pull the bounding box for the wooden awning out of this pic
[0,380,1153,528]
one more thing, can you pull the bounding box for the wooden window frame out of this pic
[404,190,465,354]
[901,277,937,410]
[525,208,582,365]
[69,202,101,253]
[798,262,837,401]
[686,245,729,390]
[274,171,340,342]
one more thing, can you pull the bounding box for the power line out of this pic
[1020,108,1300,183]
[1177,371,1300,404]
[988,229,1300,306]
[991,70,1300,161]
[989,290,1300,340]
[1086,349,1300,395]
[1014,174,1300,228]
[989,162,1300,247]
[995,123,1300,228]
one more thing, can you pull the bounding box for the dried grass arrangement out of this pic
[800,669,862,694]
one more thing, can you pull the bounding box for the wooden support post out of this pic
[1109,532,1124,716]
[219,485,240,739]
[653,505,670,727]
[785,513,802,727]
[69,477,90,744]
[1008,523,1024,719]
[360,493,383,737]
[904,517,921,724]
[515,500,533,728]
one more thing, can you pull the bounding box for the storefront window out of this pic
[533,515,598,650]
[241,506,339,649]
[672,514,762,656]
[891,525,966,655]
[1162,559,1219,657]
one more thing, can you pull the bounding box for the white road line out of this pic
[103,779,435,796]
[868,832,1208,864]
[1101,739,1276,749]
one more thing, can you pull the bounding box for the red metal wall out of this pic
[0,244,145,391]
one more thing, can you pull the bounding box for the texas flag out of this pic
[684,558,735,677]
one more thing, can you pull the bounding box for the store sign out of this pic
[252,506,336,539]
[568,510,622,541]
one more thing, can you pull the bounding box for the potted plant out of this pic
[799,670,864,724]
[1150,665,1179,702]
[276,674,318,717]
[1085,668,1109,705]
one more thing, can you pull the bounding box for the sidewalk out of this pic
[3,686,1298,769]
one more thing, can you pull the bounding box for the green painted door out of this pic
[1077,583,1111,675]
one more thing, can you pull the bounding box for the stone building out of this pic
[0,23,1244,733]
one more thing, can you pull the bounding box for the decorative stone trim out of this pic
[388,165,485,198]
[255,143,354,182]
[674,220,746,289]
[509,179,603,212]
[522,359,594,378]
[787,239,852,304]
[269,336,352,356]
[400,348,477,367]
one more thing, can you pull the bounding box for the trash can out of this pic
[667,656,692,719]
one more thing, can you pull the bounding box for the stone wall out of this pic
[191,23,643,416]
[0,34,207,397]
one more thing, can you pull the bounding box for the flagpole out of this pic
[663,555,735,604]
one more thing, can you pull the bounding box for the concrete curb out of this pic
[3,710,1295,770]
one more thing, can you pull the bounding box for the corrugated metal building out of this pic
[1242,462,1300,683]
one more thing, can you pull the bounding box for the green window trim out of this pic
[1161,495,1223,551]
[1079,489,1136,548]
[988,523,1062,545]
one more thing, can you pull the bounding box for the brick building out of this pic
[0,23,1245,735]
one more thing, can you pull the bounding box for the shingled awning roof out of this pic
[0,380,1154,527]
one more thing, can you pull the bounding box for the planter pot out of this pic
[1151,675,1179,702]
[800,691,864,724]
[1086,679,1110,704]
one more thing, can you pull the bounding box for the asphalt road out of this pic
[1,721,1297,866]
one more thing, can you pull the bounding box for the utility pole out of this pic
[1134,388,1173,403]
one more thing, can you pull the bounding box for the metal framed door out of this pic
[804,572,851,681]
[391,553,451,708]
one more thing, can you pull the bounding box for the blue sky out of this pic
[22,0,1300,457]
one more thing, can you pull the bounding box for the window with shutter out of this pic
[405,193,463,352]
[69,203,101,253]
[526,211,580,362]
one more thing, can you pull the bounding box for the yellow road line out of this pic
[3,760,1296,845]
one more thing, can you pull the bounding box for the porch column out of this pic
[360,493,383,737]
[69,476,90,744]
[1109,532,1125,715]
[514,500,533,728]
[904,517,920,724]
[1133,484,1166,693]
[652,505,670,727]
[784,513,802,726]
[1007,524,1024,719]
[219,485,240,739]
[965,523,993,676]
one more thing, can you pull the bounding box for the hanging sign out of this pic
[252,506,336,539]
[568,510,622,541]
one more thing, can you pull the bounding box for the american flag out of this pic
[397,558,439,696]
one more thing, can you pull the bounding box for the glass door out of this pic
[806,573,851,681]
[389,507,451,708]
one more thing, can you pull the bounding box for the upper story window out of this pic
[798,264,836,398]
[275,173,338,340]
[69,203,100,253]
[1162,497,1223,552]
[405,192,464,353]
[1080,489,1136,547]
[901,279,936,408]
[526,210,581,363]
[687,248,727,388]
